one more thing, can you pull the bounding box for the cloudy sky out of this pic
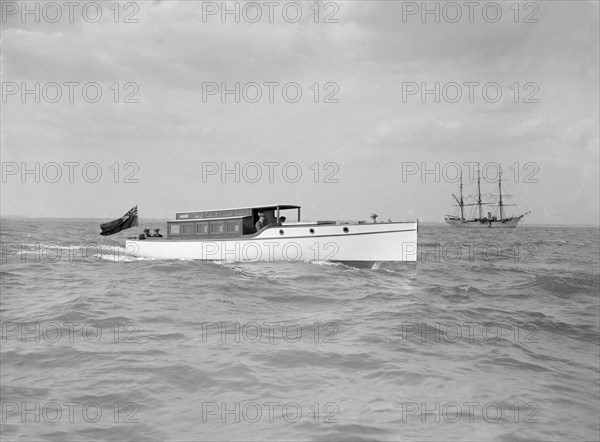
[1,0,598,224]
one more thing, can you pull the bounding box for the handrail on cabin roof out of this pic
[175,204,301,214]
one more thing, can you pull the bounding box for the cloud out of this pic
[1,0,598,223]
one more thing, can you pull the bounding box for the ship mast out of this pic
[477,167,483,219]
[451,172,466,219]
[498,168,504,220]
[459,171,464,219]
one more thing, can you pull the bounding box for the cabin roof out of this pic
[175,204,300,215]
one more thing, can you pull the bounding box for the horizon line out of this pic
[1,216,598,228]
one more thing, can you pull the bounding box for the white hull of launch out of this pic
[125,222,418,262]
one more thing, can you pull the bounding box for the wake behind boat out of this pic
[123,204,417,263]
[444,169,530,228]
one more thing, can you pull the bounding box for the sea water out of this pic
[1,218,598,441]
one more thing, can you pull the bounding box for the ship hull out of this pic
[125,222,418,262]
[444,217,523,228]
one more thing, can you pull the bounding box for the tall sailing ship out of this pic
[444,169,530,228]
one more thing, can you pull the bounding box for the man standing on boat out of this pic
[255,212,266,232]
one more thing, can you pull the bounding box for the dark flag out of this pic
[100,206,138,236]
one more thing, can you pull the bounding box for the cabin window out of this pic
[210,222,224,234]
[242,216,255,235]
[182,223,194,235]
[219,210,234,217]
[196,222,209,234]
[204,212,217,218]
[179,214,189,219]
[170,224,180,235]
[226,221,240,233]
[235,209,251,216]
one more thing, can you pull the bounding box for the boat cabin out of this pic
[166,204,301,238]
